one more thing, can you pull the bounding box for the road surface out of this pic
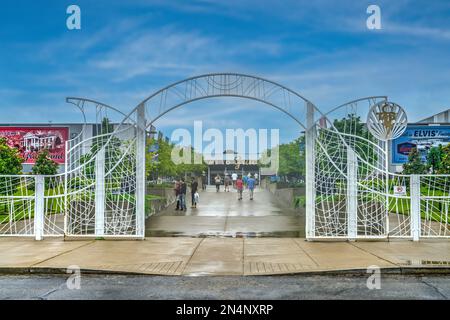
[0,274,448,300]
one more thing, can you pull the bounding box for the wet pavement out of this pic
[0,274,448,299]
[145,186,304,237]
[1,237,449,276]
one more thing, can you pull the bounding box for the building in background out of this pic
[204,150,260,184]
[389,108,450,173]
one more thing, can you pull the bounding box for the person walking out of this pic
[254,172,259,186]
[201,172,207,190]
[243,174,248,188]
[236,175,243,200]
[194,191,200,207]
[224,174,231,192]
[247,174,255,200]
[214,174,221,192]
[174,179,181,210]
[179,178,187,211]
[231,172,238,188]
[191,177,199,208]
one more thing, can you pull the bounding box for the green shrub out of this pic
[294,196,306,208]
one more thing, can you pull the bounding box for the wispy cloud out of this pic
[0,0,448,132]
[385,23,450,40]
[87,26,284,82]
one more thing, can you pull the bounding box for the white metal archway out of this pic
[0,73,448,240]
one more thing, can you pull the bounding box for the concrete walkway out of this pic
[0,237,449,276]
[146,187,304,237]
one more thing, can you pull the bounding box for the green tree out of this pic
[0,137,23,175]
[403,148,429,174]
[258,136,305,182]
[278,137,305,178]
[332,114,376,175]
[332,114,369,138]
[427,145,443,173]
[174,146,207,178]
[0,138,23,207]
[80,117,123,175]
[91,118,120,154]
[437,144,450,174]
[32,150,59,175]
[146,137,177,179]
[146,137,207,182]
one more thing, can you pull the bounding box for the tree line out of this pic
[0,137,58,176]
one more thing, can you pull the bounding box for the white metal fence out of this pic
[0,75,449,241]
[0,175,64,238]
[310,97,450,240]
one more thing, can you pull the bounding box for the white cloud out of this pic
[385,23,450,40]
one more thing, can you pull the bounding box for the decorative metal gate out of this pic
[0,73,448,240]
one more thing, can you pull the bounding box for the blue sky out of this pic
[0,0,449,143]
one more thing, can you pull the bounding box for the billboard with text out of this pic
[392,125,450,164]
[0,127,69,164]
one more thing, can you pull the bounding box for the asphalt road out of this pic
[0,274,449,300]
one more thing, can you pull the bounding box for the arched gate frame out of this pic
[0,73,448,240]
[119,73,324,239]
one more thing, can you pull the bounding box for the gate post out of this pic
[34,175,45,241]
[347,147,358,240]
[94,148,105,236]
[410,175,421,241]
[136,103,146,238]
[305,102,316,240]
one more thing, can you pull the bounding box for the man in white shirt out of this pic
[231,172,238,188]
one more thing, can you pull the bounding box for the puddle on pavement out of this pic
[146,230,302,238]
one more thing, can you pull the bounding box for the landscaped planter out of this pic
[146,187,177,217]
[266,184,305,207]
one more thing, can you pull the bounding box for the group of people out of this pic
[174,177,199,211]
[214,172,258,201]
[174,172,259,211]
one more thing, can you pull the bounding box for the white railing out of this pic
[0,175,65,238]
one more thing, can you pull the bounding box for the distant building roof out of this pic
[418,109,450,124]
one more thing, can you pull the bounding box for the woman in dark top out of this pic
[179,178,187,211]
[191,177,198,208]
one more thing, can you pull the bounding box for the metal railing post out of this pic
[136,103,147,238]
[64,140,69,236]
[305,102,316,240]
[34,175,45,241]
[95,148,106,236]
[347,147,358,240]
[410,175,421,241]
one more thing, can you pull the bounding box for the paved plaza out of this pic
[146,186,304,237]
[0,237,449,276]
[1,187,449,276]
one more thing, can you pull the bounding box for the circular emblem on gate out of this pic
[367,101,407,141]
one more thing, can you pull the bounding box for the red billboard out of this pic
[0,127,69,164]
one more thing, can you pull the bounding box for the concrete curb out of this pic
[1,266,450,277]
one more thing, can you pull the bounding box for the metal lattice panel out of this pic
[0,74,449,241]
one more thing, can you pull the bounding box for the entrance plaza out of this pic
[1,1,450,304]
[2,74,450,241]
[146,186,304,238]
[1,187,449,276]
[0,236,449,276]
[1,74,449,277]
